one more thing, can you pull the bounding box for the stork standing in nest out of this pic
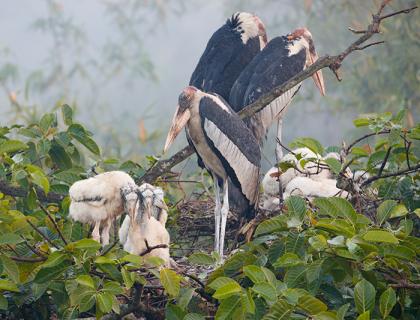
[164,86,261,257]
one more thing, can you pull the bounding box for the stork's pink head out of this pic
[164,86,199,153]
[287,27,326,96]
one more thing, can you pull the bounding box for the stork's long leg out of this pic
[276,118,284,160]
[219,181,229,257]
[213,173,221,253]
[101,219,112,246]
[92,221,101,243]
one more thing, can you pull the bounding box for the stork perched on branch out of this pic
[188,12,267,217]
[229,27,325,160]
[69,171,138,245]
[164,87,261,256]
[119,183,170,266]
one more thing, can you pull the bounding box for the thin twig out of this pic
[26,219,60,249]
[9,255,46,263]
[348,27,367,34]
[355,40,385,50]
[276,137,295,156]
[377,146,392,177]
[140,240,168,257]
[361,164,420,187]
[379,5,418,20]
[38,202,68,245]
[344,130,390,154]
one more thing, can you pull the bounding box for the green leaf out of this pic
[291,137,324,155]
[389,204,408,218]
[262,299,293,320]
[42,251,68,268]
[208,277,237,290]
[0,255,19,283]
[252,282,277,304]
[315,198,357,226]
[160,268,181,297]
[241,288,256,315]
[284,265,306,288]
[285,196,306,220]
[0,295,8,310]
[383,245,415,260]
[0,279,19,292]
[298,294,327,315]
[376,200,397,225]
[68,124,100,155]
[188,252,216,265]
[215,295,241,320]
[121,267,135,289]
[285,232,304,255]
[213,282,242,300]
[178,288,195,310]
[324,158,342,175]
[308,235,327,251]
[336,303,350,320]
[243,265,266,284]
[0,233,24,245]
[61,104,73,126]
[363,230,399,244]
[26,164,50,193]
[255,216,285,236]
[274,253,303,268]
[71,238,102,251]
[103,281,124,295]
[0,140,28,154]
[76,275,95,289]
[183,313,205,320]
[354,279,376,314]
[96,292,113,313]
[356,311,370,320]
[353,118,370,127]
[49,142,72,169]
[379,287,396,318]
[34,261,69,283]
[313,311,338,320]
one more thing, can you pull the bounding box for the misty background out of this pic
[0,0,418,171]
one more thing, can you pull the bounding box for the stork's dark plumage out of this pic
[229,27,325,159]
[190,12,267,101]
[188,12,267,218]
[164,86,260,256]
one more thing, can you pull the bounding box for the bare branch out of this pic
[377,146,393,177]
[355,41,385,51]
[344,130,390,155]
[26,219,60,249]
[348,27,367,34]
[9,255,46,263]
[361,164,420,187]
[38,202,68,245]
[0,180,65,203]
[140,240,168,256]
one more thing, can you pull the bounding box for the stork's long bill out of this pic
[164,105,191,153]
[287,28,326,96]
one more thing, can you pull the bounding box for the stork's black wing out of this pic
[189,24,261,101]
[198,96,260,205]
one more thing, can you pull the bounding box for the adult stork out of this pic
[164,86,260,256]
[188,12,267,218]
[229,27,326,160]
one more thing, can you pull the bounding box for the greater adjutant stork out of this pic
[164,86,261,256]
[188,12,267,218]
[229,27,326,160]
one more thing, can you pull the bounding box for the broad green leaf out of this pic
[324,157,342,175]
[0,140,28,154]
[262,299,293,320]
[0,279,19,292]
[42,251,68,268]
[188,252,216,265]
[284,265,306,288]
[121,267,135,289]
[95,256,116,264]
[208,277,238,290]
[383,245,416,260]
[353,118,369,127]
[178,288,195,309]
[274,253,303,268]
[291,137,324,155]
[379,287,396,318]
[389,204,408,218]
[34,261,69,283]
[183,313,205,320]
[243,265,266,283]
[255,216,285,236]
[285,196,306,220]
[285,232,304,255]
[0,233,24,245]
[298,294,327,315]
[309,235,328,251]
[252,282,277,304]
[102,281,124,295]
[356,311,370,320]
[96,292,113,313]
[160,268,181,297]
[336,303,350,320]
[0,255,19,283]
[76,275,95,289]
[68,124,100,155]
[241,288,255,314]
[215,295,241,320]
[121,254,143,266]
[166,303,186,320]
[213,282,242,300]
[376,200,397,225]
[354,279,376,314]
[49,142,72,169]
[71,238,102,251]
[363,230,399,244]
[313,311,338,320]
[61,104,73,125]
[0,295,8,310]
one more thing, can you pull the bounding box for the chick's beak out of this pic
[164,105,191,153]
